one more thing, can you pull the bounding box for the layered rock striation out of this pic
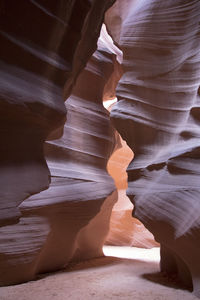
[0,1,116,286]
[0,0,115,227]
[107,0,200,296]
[106,135,158,248]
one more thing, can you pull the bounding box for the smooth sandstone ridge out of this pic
[0,0,114,226]
[106,0,200,297]
[106,132,158,248]
[0,1,116,285]
[19,35,117,278]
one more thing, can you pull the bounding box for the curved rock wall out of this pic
[19,60,117,276]
[0,1,116,286]
[107,0,200,296]
[106,135,158,248]
[0,0,115,227]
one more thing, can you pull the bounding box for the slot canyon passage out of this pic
[0,0,200,299]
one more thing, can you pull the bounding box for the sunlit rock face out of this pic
[33,29,118,271]
[106,136,158,248]
[107,0,200,296]
[0,1,115,286]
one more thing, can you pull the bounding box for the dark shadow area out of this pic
[36,255,147,278]
[142,271,193,292]
[36,255,157,281]
[65,256,125,271]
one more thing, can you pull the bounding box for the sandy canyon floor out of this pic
[0,246,198,300]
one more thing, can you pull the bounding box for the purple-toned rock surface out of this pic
[0,1,116,285]
[106,0,200,297]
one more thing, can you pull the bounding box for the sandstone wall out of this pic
[106,135,158,248]
[0,1,116,285]
[106,0,200,296]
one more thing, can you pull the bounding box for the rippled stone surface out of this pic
[0,1,115,285]
[107,0,200,296]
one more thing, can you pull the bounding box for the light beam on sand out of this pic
[103,246,160,263]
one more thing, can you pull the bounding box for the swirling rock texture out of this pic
[29,27,117,272]
[0,0,116,286]
[106,134,159,248]
[104,100,158,248]
[106,0,200,297]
